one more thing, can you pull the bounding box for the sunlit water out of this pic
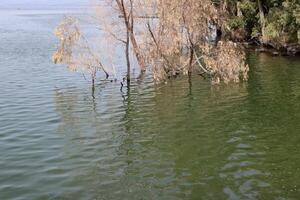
[1,4,300,200]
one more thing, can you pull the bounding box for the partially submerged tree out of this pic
[92,0,147,83]
[53,0,249,86]
[200,41,249,84]
[139,0,248,82]
[53,16,110,88]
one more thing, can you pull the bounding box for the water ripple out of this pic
[1,7,300,200]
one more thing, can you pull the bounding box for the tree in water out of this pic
[53,0,249,86]
[139,0,249,83]
[53,16,110,91]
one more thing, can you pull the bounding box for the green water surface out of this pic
[0,6,300,200]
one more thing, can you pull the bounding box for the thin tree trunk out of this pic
[189,47,194,75]
[126,29,131,83]
[257,0,267,43]
[182,10,194,75]
[129,29,146,72]
[91,72,95,98]
[146,22,171,72]
[116,0,146,72]
[237,1,242,17]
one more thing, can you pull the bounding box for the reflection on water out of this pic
[1,6,300,200]
[51,69,300,199]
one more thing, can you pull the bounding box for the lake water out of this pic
[1,3,300,200]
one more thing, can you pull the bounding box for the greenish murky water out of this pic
[1,3,300,200]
